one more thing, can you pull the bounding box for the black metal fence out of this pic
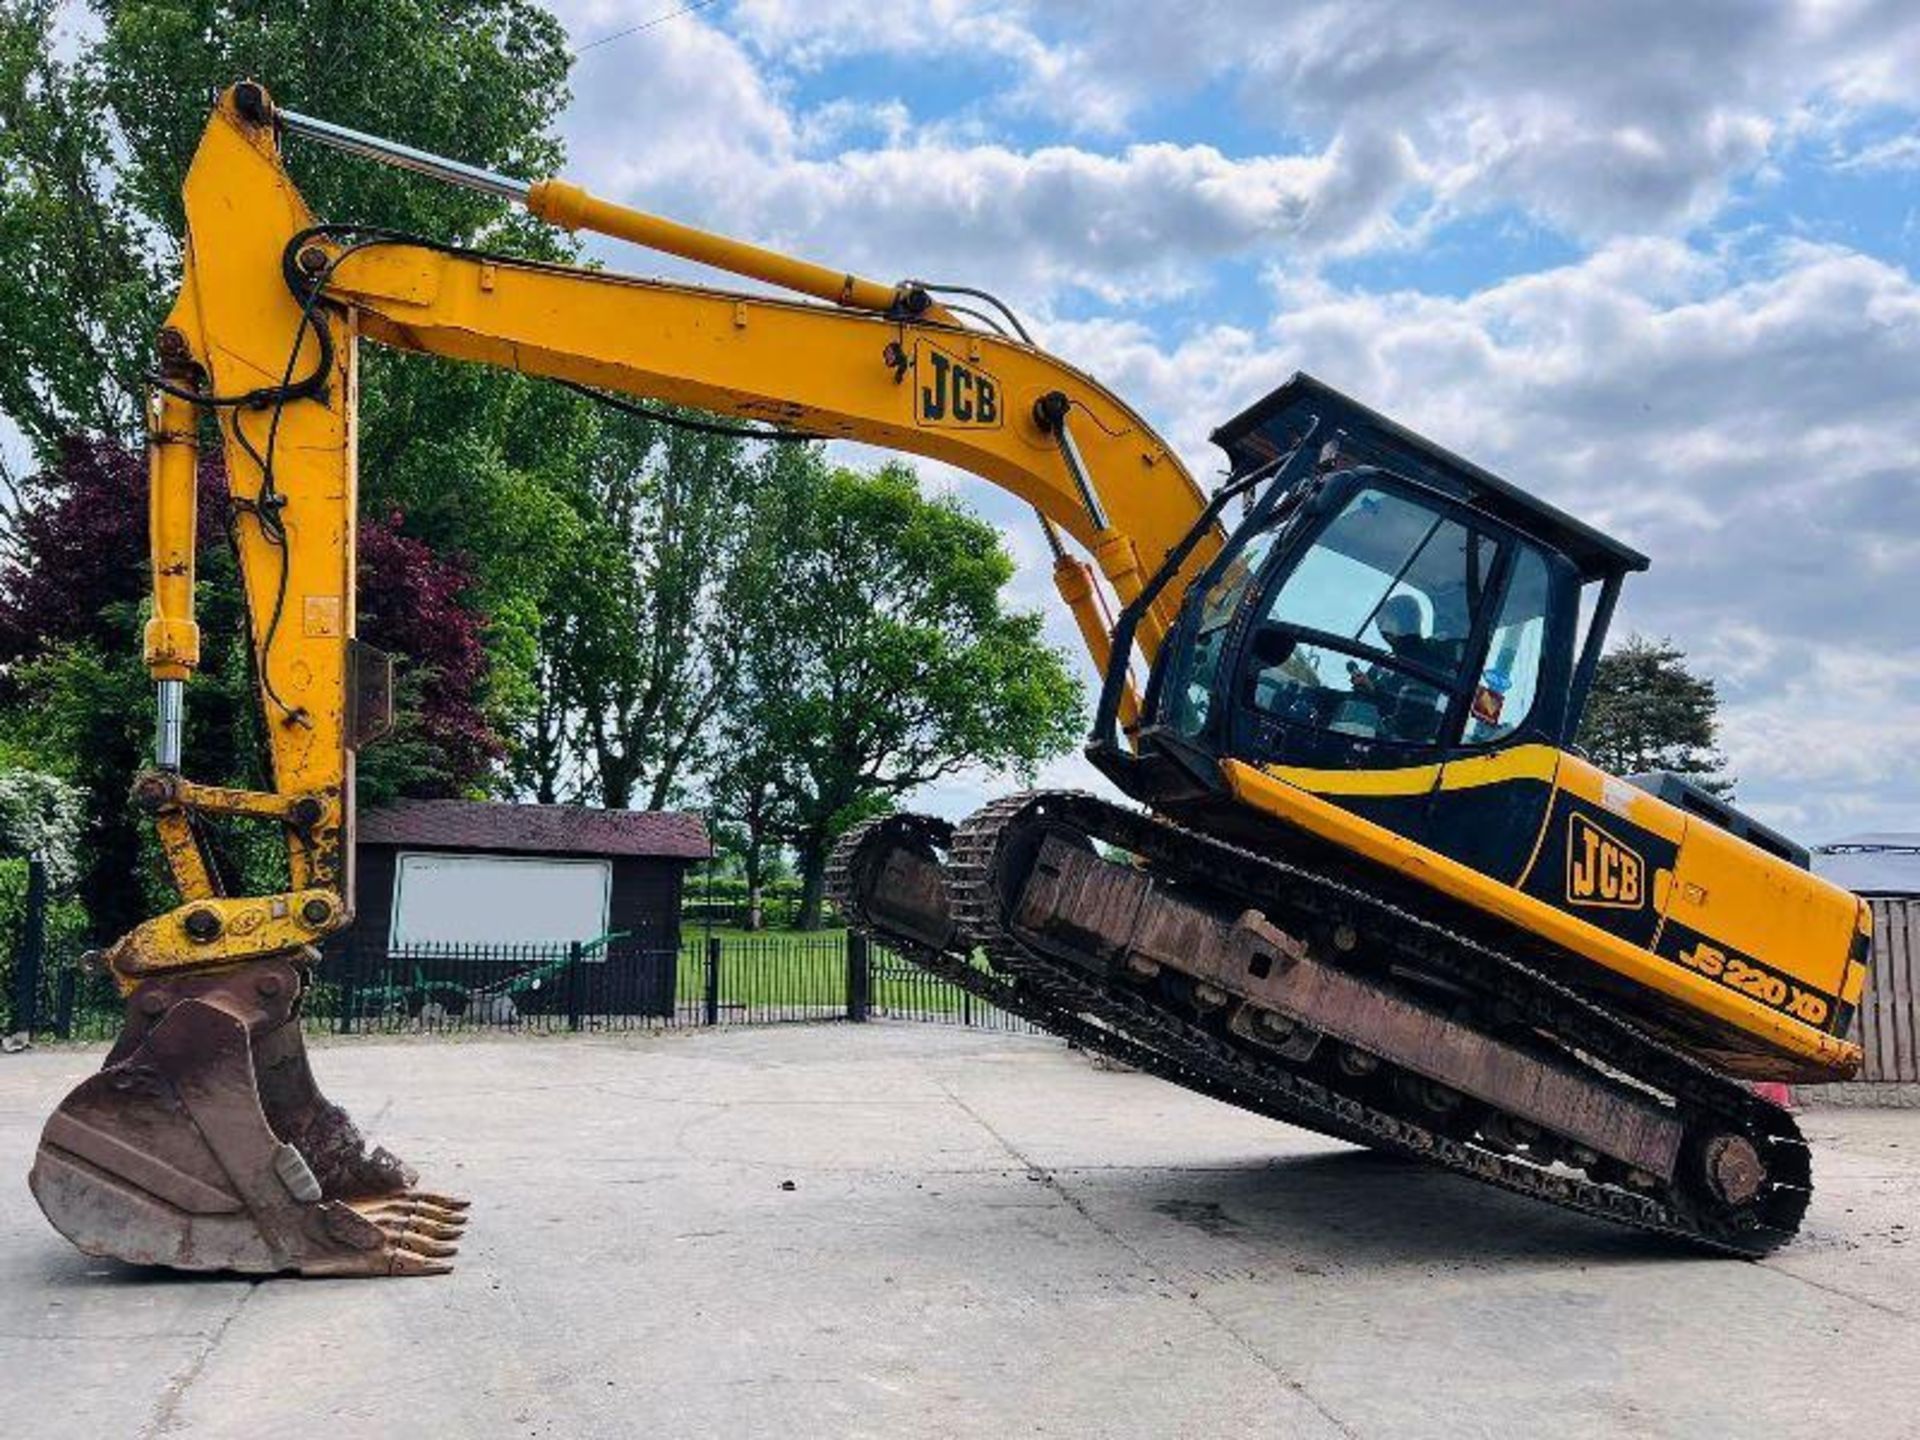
[7,925,1047,1042]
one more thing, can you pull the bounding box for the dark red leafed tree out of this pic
[355,509,502,797]
[0,436,227,670]
[0,439,499,932]
[0,441,497,793]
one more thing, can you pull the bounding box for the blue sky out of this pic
[542,0,1920,841]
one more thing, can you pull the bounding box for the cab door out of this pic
[1427,542,1573,883]
[1221,481,1500,850]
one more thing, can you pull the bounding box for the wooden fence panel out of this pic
[1856,898,1918,1083]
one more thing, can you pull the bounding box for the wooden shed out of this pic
[1814,836,1920,1086]
[328,799,711,1019]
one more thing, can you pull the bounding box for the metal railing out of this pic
[7,928,1046,1042]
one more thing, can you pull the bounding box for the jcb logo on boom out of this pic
[1566,813,1645,910]
[915,342,1002,429]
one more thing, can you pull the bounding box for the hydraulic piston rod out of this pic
[252,84,938,320]
[269,99,530,201]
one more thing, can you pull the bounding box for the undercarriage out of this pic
[829,792,1810,1255]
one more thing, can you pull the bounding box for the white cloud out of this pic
[553,7,1416,304]
[537,2,1920,837]
[685,1,1920,255]
[1034,239,1920,838]
[1836,131,1920,172]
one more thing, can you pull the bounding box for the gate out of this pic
[1857,898,1919,1082]
[868,947,1045,1034]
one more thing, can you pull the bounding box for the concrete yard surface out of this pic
[3,1025,1917,1440]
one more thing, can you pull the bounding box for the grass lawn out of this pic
[675,925,987,1014]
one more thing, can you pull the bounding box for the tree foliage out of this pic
[0,1,156,463]
[0,766,83,887]
[0,0,571,469]
[0,440,496,930]
[720,456,1085,926]
[542,417,788,810]
[1577,634,1734,797]
[355,509,502,804]
[0,0,582,767]
[92,0,569,244]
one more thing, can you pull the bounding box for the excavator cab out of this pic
[1080,374,1861,1083]
[1101,375,1644,857]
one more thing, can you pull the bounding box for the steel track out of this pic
[831,793,1811,1257]
[827,813,1382,1151]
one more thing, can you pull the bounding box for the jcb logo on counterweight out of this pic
[915,342,1002,429]
[1566,812,1645,910]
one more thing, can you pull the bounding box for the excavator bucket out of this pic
[29,953,466,1276]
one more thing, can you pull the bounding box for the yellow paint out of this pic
[142,386,201,679]
[1653,818,1853,1009]
[1051,554,1140,731]
[1264,760,1440,797]
[116,85,1220,985]
[1266,743,1560,799]
[1225,757,1862,1079]
[525,177,933,321]
[1440,744,1560,790]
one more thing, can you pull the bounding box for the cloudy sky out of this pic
[20,2,1911,841]
[544,0,1920,842]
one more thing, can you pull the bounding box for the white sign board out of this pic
[389,852,612,950]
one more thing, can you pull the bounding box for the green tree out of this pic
[0,0,585,905]
[91,0,587,764]
[547,415,773,810]
[706,723,787,931]
[0,0,579,779]
[0,757,91,1023]
[0,1,156,467]
[0,764,84,887]
[92,0,568,245]
[0,0,572,466]
[721,456,1085,928]
[1577,635,1734,796]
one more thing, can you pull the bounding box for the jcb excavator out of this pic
[31,84,1871,1276]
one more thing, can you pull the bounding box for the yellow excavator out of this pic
[31,84,1871,1276]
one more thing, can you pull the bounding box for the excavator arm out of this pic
[30,84,1223,1276]
[127,84,1221,981]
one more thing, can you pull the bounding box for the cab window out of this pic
[1463,543,1550,744]
[1245,487,1493,748]
[1265,487,1492,674]
[1167,522,1285,738]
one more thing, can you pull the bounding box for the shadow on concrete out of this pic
[1091,1149,1708,1268]
[25,1248,261,1292]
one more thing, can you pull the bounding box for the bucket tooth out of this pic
[29,959,462,1277]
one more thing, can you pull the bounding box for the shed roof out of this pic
[359,799,711,861]
[1812,834,1920,897]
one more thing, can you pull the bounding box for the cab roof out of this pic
[1210,372,1649,582]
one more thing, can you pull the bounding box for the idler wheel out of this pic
[1701,1133,1767,1207]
